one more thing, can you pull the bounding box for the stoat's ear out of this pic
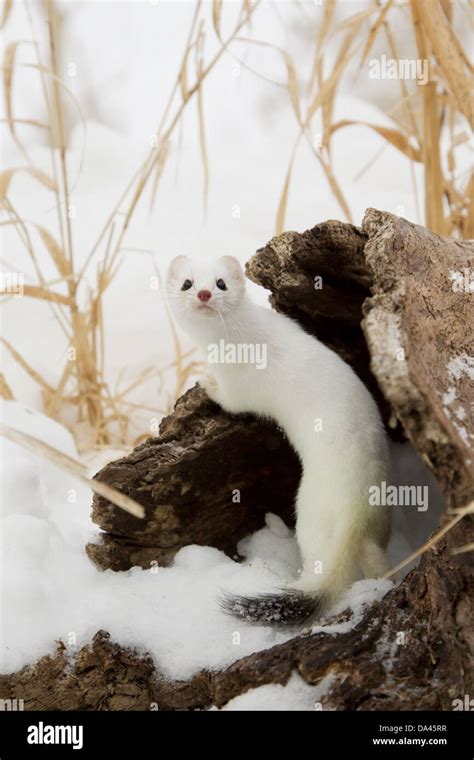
[219,255,245,283]
[167,255,189,283]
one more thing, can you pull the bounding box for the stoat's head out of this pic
[166,255,246,323]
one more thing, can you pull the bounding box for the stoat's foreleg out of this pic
[199,371,223,405]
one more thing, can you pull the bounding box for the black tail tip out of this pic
[218,588,323,627]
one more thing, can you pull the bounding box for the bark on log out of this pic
[246,220,373,381]
[86,388,300,572]
[0,631,158,711]
[2,209,473,711]
[156,518,474,710]
[245,220,396,432]
[361,209,474,509]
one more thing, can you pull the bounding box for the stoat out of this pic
[166,254,391,627]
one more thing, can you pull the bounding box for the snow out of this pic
[447,355,474,382]
[0,400,444,687]
[442,355,474,446]
[216,671,338,711]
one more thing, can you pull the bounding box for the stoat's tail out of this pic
[220,448,391,628]
[219,588,328,627]
[219,536,389,628]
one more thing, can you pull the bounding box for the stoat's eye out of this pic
[216,279,227,291]
[181,279,193,291]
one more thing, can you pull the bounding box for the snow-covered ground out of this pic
[0,1,459,708]
[0,398,444,697]
[216,671,340,711]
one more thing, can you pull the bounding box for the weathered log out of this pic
[86,387,300,571]
[0,631,158,711]
[247,211,473,504]
[245,220,394,430]
[246,220,372,371]
[361,208,474,508]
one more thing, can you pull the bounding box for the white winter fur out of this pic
[166,255,391,609]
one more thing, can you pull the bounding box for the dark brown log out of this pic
[0,631,158,711]
[86,387,300,571]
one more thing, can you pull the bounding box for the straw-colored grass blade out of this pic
[0,117,48,129]
[0,337,55,394]
[0,422,145,519]
[4,41,21,138]
[275,149,296,235]
[283,51,301,124]
[414,0,473,129]
[307,22,362,122]
[195,26,209,212]
[464,173,474,239]
[410,0,447,235]
[0,167,58,199]
[179,46,190,103]
[315,0,335,53]
[1,0,13,28]
[149,138,169,210]
[21,61,88,135]
[0,373,14,400]
[452,542,474,555]
[212,0,223,40]
[196,82,209,212]
[318,152,353,223]
[423,81,446,235]
[36,225,70,277]
[359,0,393,67]
[336,7,376,30]
[384,500,473,579]
[21,284,73,306]
[44,360,74,418]
[330,120,423,162]
[307,0,335,98]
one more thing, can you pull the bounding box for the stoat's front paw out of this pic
[199,373,221,405]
